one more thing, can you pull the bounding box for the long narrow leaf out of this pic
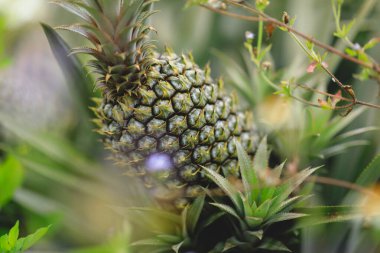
[186,195,205,236]
[355,154,380,186]
[236,141,259,194]
[203,167,243,214]
[253,136,269,172]
[210,203,241,220]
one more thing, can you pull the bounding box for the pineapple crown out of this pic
[54,0,159,99]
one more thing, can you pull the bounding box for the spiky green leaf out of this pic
[186,195,205,236]
[203,167,243,213]
[236,141,259,194]
[210,203,241,220]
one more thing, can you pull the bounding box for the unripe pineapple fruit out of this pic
[55,0,259,191]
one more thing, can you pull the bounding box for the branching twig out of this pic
[294,84,380,110]
[203,0,380,73]
[201,0,380,112]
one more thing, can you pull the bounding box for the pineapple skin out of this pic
[56,0,259,190]
[95,50,258,189]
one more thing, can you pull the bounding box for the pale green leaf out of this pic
[254,199,272,218]
[314,107,365,148]
[172,241,185,253]
[363,38,380,50]
[265,212,308,225]
[7,221,19,249]
[336,126,379,140]
[294,213,360,231]
[320,140,369,158]
[253,137,269,172]
[0,234,10,251]
[246,230,263,240]
[272,162,285,181]
[277,195,311,213]
[20,225,51,251]
[245,216,263,228]
[0,155,24,207]
[114,207,181,224]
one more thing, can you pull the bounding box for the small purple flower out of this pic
[145,153,173,172]
[352,43,361,51]
[245,31,255,41]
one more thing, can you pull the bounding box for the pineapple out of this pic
[54,0,259,192]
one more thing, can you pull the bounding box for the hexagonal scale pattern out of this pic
[97,53,259,188]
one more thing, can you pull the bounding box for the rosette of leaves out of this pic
[131,138,319,253]
[203,139,317,252]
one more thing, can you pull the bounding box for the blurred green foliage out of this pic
[0,156,23,208]
[0,16,11,68]
[0,221,50,253]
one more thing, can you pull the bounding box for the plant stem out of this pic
[329,0,380,73]
[260,71,280,90]
[257,16,264,58]
[201,4,261,22]
[288,31,357,106]
[308,176,379,198]
[202,1,380,111]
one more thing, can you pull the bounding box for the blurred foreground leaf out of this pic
[0,221,50,253]
[0,155,23,208]
[355,154,380,187]
[41,23,94,110]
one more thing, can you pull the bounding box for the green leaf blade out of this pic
[21,225,51,251]
[236,141,259,194]
[0,155,24,207]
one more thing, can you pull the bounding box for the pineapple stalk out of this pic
[55,0,259,194]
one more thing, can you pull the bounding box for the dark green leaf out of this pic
[246,230,263,240]
[258,240,291,252]
[186,195,205,236]
[41,23,94,112]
